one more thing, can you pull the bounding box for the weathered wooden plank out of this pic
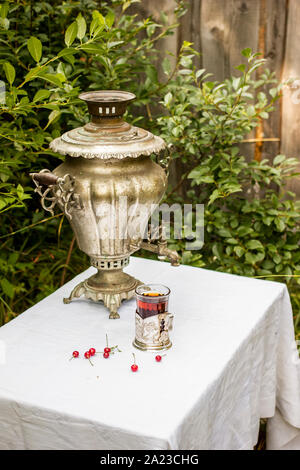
[199,0,228,81]
[254,0,287,163]
[225,0,260,74]
[134,0,179,77]
[132,0,182,191]
[198,0,260,80]
[177,0,201,65]
[281,0,300,194]
[198,1,259,161]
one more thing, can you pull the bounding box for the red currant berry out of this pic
[131,364,138,372]
[84,351,91,359]
[72,351,79,358]
[155,355,162,362]
[104,347,111,353]
[103,351,110,359]
[89,348,96,356]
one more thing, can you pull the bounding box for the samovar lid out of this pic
[49,90,166,160]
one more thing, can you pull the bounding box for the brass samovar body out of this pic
[31,91,179,318]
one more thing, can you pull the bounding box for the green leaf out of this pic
[58,47,77,58]
[172,126,181,137]
[237,226,253,237]
[164,92,172,106]
[212,243,222,259]
[218,229,232,238]
[3,62,15,85]
[27,36,42,62]
[107,40,124,49]
[38,73,64,87]
[76,13,86,40]
[80,44,103,54]
[235,64,246,72]
[89,18,104,37]
[234,246,245,258]
[179,69,192,75]
[196,69,205,79]
[0,17,9,29]
[273,254,282,264]
[162,57,171,75]
[275,218,285,232]
[65,22,78,47]
[273,154,286,165]
[246,240,264,250]
[90,10,106,36]
[208,189,222,205]
[33,89,51,102]
[262,260,275,270]
[92,11,105,27]
[245,252,258,265]
[227,238,238,245]
[232,77,241,90]
[194,175,214,184]
[242,48,252,58]
[1,278,14,299]
[260,111,269,119]
[270,88,278,98]
[105,10,115,28]
[16,183,24,199]
[247,105,256,116]
[45,109,61,129]
[0,3,9,18]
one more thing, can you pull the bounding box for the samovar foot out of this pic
[63,270,141,319]
[109,312,120,319]
[63,281,86,304]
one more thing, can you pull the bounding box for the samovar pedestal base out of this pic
[63,269,142,319]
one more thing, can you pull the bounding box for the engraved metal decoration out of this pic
[133,311,173,351]
[31,90,180,319]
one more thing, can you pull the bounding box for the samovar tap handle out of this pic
[135,240,180,267]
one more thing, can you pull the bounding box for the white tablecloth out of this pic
[0,257,299,450]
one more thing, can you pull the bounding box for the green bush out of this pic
[157,47,300,339]
[0,0,184,322]
[0,0,299,342]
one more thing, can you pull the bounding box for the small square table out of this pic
[0,258,299,449]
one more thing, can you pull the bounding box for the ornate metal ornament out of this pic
[49,90,166,160]
[30,169,82,219]
[133,311,173,351]
[31,90,179,318]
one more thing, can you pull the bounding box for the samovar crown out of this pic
[78,90,136,119]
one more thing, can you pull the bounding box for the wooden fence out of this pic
[137,0,300,194]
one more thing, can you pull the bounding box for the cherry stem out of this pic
[106,333,108,348]
[89,358,94,367]
[132,353,136,365]
[69,356,74,361]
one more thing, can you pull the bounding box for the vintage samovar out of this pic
[31,90,179,318]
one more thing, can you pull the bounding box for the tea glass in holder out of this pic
[133,284,173,351]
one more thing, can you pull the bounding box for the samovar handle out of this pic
[30,170,59,187]
[30,169,82,220]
